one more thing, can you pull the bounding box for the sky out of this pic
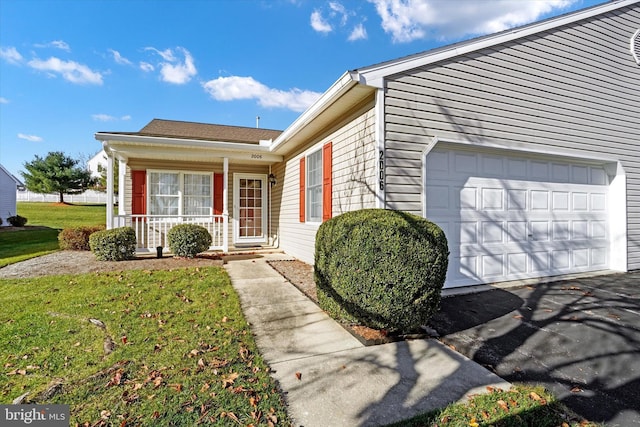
[0,0,609,179]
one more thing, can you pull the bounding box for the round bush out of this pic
[167,224,212,258]
[89,227,137,261]
[7,215,27,227]
[59,225,105,251]
[314,209,449,333]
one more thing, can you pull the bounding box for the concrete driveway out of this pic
[429,271,640,426]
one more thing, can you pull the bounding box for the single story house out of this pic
[0,164,21,226]
[96,0,640,289]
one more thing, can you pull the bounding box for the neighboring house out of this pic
[96,0,640,289]
[87,149,107,179]
[0,164,21,226]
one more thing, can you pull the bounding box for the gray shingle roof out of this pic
[137,119,282,144]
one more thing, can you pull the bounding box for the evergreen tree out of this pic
[22,151,95,203]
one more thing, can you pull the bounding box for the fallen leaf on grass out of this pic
[222,372,239,388]
[529,391,541,400]
[7,369,27,376]
[497,399,509,411]
[168,383,182,392]
[469,417,479,427]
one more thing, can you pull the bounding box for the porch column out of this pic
[106,152,114,229]
[118,158,126,216]
[222,157,229,252]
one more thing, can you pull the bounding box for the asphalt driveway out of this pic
[429,271,640,426]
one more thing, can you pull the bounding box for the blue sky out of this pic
[0,0,607,179]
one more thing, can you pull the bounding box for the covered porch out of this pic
[95,120,283,254]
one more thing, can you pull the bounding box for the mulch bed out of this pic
[267,259,430,345]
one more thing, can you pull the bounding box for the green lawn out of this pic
[0,228,60,267]
[0,267,291,426]
[0,203,108,267]
[17,202,106,228]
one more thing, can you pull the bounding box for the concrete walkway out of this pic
[224,253,510,427]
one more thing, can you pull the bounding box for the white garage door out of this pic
[425,147,610,288]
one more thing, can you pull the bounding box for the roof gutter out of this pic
[269,71,360,153]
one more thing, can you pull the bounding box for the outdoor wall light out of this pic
[268,173,277,187]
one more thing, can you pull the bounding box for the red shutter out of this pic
[299,157,306,222]
[322,142,332,221]
[213,173,224,215]
[131,170,146,215]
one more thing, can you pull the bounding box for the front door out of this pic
[233,174,267,244]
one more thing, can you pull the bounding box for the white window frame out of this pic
[306,148,323,223]
[147,170,213,217]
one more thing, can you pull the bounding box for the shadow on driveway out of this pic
[429,271,640,426]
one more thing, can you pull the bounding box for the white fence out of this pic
[17,189,110,204]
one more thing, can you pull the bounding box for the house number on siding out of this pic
[250,153,263,159]
[379,150,385,191]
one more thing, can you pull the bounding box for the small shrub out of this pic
[0,217,3,226]
[167,224,212,258]
[315,209,449,333]
[7,215,27,227]
[89,227,137,261]
[58,225,105,251]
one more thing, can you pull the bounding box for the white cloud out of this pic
[139,61,154,72]
[18,133,43,142]
[0,97,9,104]
[145,47,197,84]
[311,10,333,33]
[369,0,576,42]
[202,76,322,113]
[34,40,71,52]
[109,49,132,65]
[92,114,117,121]
[0,46,24,64]
[348,23,368,41]
[27,56,104,85]
[329,1,349,25]
[92,113,131,121]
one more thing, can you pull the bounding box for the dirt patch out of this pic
[0,251,223,280]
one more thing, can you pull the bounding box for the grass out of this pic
[0,267,291,426]
[17,202,107,229]
[0,202,108,267]
[0,228,60,267]
[386,384,598,427]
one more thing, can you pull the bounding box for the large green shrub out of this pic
[58,225,105,251]
[89,227,137,261]
[315,209,449,333]
[167,224,212,258]
[7,215,27,227]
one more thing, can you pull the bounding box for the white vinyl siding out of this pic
[382,5,640,268]
[273,104,377,264]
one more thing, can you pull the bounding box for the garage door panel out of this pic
[426,148,610,288]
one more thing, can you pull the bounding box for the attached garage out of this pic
[424,144,625,288]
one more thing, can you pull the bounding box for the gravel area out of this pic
[0,251,224,279]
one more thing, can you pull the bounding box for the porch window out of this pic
[148,171,212,216]
[306,149,322,222]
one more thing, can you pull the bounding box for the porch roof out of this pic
[96,119,284,164]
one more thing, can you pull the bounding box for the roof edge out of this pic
[269,71,360,153]
[354,0,639,86]
[95,132,273,153]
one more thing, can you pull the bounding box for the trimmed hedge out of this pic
[167,224,212,258]
[89,227,137,261]
[7,215,27,227]
[58,225,105,251]
[315,209,449,333]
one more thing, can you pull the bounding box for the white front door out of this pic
[233,174,267,244]
[425,147,610,288]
